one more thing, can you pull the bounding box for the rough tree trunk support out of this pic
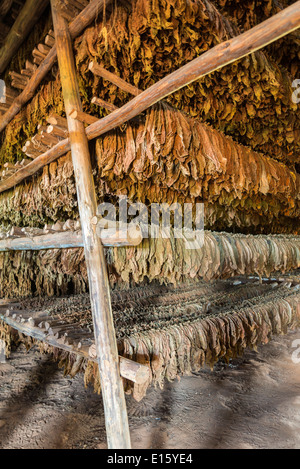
[51,0,131,449]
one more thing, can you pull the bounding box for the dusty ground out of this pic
[0,330,300,449]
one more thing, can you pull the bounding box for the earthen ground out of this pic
[0,331,300,449]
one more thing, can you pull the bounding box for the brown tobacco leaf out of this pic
[0,229,299,299]
[95,105,300,227]
[73,0,299,167]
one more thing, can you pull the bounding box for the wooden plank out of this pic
[0,0,113,134]
[0,225,143,251]
[51,0,131,449]
[0,1,299,194]
[0,0,49,75]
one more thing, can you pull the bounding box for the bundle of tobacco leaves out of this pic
[74,0,299,167]
[1,279,299,400]
[0,104,299,235]
[94,104,300,225]
[0,154,77,227]
[0,0,299,169]
[109,229,300,285]
[0,228,299,298]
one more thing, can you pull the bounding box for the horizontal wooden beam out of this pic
[0,1,299,193]
[0,225,143,251]
[0,0,112,134]
[0,309,150,385]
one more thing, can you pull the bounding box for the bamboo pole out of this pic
[0,0,49,75]
[0,0,113,134]
[51,0,131,449]
[0,0,299,194]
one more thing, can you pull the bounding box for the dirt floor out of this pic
[0,330,300,449]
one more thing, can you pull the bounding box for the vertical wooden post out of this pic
[0,339,6,364]
[50,0,131,449]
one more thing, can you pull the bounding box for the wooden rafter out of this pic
[0,0,49,75]
[89,61,142,97]
[0,0,113,134]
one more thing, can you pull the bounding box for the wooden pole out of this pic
[89,62,142,96]
[0,309,150,385]
[51,0,131,449]
[91,96,118,112]
[0,0,49,75]
[0,0,113,133]
[0,0,299,194]
[69,109,98,125]
[0,225,143,251]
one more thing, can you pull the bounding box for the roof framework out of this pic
[0,0,299,194]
